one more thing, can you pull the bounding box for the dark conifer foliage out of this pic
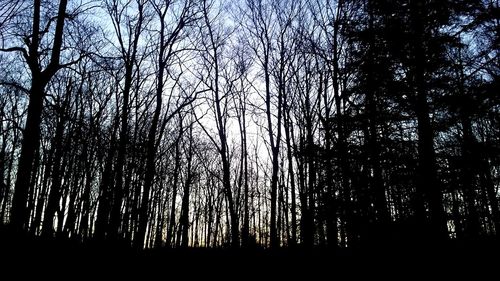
[0,0,498,255]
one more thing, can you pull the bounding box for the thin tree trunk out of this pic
[481,157,500,237]
[178,124,194,248]
[94,115,119,239]
[283,102,297,246]
[166,121,183,247]
[460,115,481,238]
[42,84,71,237]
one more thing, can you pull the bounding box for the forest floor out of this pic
[0,226,498,278]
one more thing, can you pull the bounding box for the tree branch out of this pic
[0,46,29,60]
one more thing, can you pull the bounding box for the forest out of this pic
[0,0,498,261]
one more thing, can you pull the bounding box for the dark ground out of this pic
[0,226,498,279]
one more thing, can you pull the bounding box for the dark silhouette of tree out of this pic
[196,0,240,247]
[0,0,88,231]
[135,0,198,250]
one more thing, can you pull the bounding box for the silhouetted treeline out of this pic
[0,0,498,249]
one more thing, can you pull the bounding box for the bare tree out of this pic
[95,0,150,240]
[135,0,198,249]
[1,0,89,231]
[195,0,240,247]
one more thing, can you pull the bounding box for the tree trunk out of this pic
[11,0,69,232]
[320,72,337,247]
[136,50,163,249]
[94,117,119,240]
[283,96,297,246]
[12,78,46,231]
[460,115,481,238]
[42,85,71,237]
[166,122,183,247]
[410,0,448,240]
[178,125,194,248]
[481,157,500,237]
[366,1,390,228]
[108,65,133,239]
[265,56,282,248]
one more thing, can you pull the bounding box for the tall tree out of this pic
[94,0,150,240]
[135,0,197,249]
[0,0,86,231]
[196,0,240,247]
